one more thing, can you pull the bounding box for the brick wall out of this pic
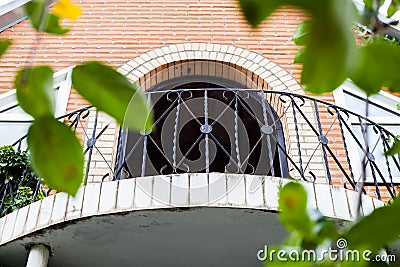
[0,1,306,94]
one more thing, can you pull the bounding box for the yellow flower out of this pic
[52,0,82,21]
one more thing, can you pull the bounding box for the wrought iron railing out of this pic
[0,88,399,216]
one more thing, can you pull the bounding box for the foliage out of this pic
[386,140,400,156]
[0,146,44,217]
[350,40,400,95]
[263,182,400,266]
[236,1,400,266]
[356,25,400,46]
[237,0,281,28]
[238,0,400,165]
[72,62,152,132]
[27,117,84,195]
[15,66,55,118]
[0,40,12,58]
[1,186,45,217]
[239,0,358,94]
[25,0,69,35]
[0,0,152,195]
[238,0,400,95]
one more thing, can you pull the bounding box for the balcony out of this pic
[0,88,397,266]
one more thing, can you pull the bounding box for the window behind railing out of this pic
[334,82,400,184]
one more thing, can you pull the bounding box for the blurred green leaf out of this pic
[237,0,282,28]
[301,0,358,94]
[24,0,69,35]
[15,66,55,118]
[350,41,400,95]
[387,0,400,17]
[344,204,400,252]
[279,182,312,236]
[386,140,400,156]
[72,62,152,132]
[291,18,309,65]
[310,211,339,240]
[387,4,397,17]
[24,0,46,29]
[363,0,384,9]
[45,13,70,35]
[282,232,303,247]
[0,39,12,57]
[294,48,306,64]
[363,0,374,9]
[28,116,83,196]
[292,20,311,46]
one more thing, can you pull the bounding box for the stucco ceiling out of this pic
[0,207,287,267]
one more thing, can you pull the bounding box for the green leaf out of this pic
[237,0,282,28]
[310,210,338,240]
[293,48,306,64]
[363,0,374,9]
[387,0,400,17]
[350,41,400,95]
[282,232,303,247]
[292,20,311,46]
[386,140,400,156]
[363,0,384,9]
[27,116,83,196]
[301,0,358,94]
[72,62,152,132]
[44,13,70,35]
[363,0,385,9]
[278,182,313,236]
[0,39,12,57]
[344,204,400,252]
[24,0,45,30]
[14,66,55,119]
[24,0,69,35]
[387,4,398,17]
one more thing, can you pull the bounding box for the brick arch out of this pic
[117,43,303,94]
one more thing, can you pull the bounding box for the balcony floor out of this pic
[0,207,287,267]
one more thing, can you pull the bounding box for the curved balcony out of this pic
[0,88,397,266]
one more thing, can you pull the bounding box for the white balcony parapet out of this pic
[0,173,382,246]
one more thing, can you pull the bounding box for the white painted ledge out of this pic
[0,173,383,246]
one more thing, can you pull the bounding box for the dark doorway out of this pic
[116,77,288,178]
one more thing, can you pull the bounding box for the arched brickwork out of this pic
[117,43,303,93]
[102,43,326,183]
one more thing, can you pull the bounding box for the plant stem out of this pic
[357,96,370,218]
